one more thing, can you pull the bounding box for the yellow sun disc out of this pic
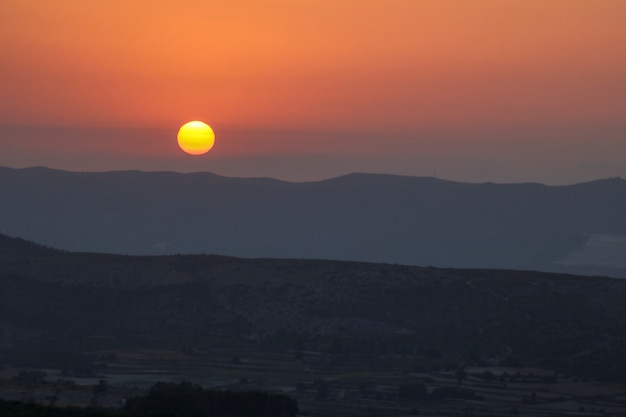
[177,121,215,155]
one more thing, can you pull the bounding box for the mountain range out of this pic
[1,166,625,277]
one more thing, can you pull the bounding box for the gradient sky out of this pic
[1,0,625,183]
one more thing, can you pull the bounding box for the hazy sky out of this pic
[1,0,625,183]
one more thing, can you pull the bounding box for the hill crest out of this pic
[1,166,625,277]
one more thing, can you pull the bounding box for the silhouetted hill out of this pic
[0,233,59,260]
[1,166,625,277]
[2,233,626,381]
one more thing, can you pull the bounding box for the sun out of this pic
[177,121,215,155]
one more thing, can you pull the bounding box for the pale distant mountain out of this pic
[1,166,625,277]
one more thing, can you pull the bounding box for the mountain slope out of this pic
[1,233,626,380]
[1,166,625,276]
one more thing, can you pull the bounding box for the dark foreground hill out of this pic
[1,233,626,382]
[1,166,626,277]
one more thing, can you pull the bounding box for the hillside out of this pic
[2,233,626,380]
[3,234,626,415]
[1,166,626,277]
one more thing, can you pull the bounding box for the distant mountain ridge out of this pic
[1,166,625,277]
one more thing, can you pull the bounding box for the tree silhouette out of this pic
[125,381,299,417]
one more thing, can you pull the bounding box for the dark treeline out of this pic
[0,382,299,417]
[125,382,299,417]
[0,400,114,417]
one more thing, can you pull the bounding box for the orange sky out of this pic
[1,0,625,182]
